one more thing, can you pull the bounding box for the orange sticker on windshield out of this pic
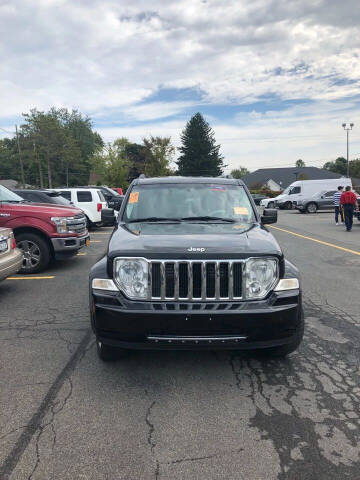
[234,207,248,215]
[129,192,139,204]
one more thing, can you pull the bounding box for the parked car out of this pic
[14,189,73,206]
[251,193,267,205]
[294,190,336,213]
[53,188,107,228]
[78,186,123,211]
[90,176,303,361]
[113,187,123,195]
[260,197,276,208]
[0,185,89,273]
[272,178,351,210]
[0,228,23,281]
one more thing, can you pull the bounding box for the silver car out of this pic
[294,190,337,213]
[0,228,23,281]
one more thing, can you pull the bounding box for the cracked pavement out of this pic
[0,215,359,480]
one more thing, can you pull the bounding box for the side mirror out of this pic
[261,208,277,224]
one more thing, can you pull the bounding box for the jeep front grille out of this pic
[149,260,243,301]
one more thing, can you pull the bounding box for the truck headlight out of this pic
[51,217,69,234]
[114,258,148,300]
[244,258,278,299]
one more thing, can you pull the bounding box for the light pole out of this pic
[342,123,354,178]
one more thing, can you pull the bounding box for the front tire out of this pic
[96,339,128,361]
[285,201,293,210]
[16,232,51,274]
[267,201,274,208]
[306,202,318,214]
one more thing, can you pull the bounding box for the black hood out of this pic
[108,222,282,260]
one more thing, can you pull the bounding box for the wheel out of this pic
[267,201,274,208]
[96,339,128,361]
[16,232,51,274]
[285,201,293,210]
[258,311,304,358]
[85,216,91,230]
[306,202,317,214]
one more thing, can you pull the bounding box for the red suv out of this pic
[0,185,89,273]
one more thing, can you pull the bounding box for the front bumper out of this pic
[51,233,90,257]
[91,289,302,351]
[0,248,23,281]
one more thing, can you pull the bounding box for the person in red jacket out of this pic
[340,186,359,231]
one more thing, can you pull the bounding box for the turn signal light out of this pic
[11,236,16,249]
[97,203,102,212]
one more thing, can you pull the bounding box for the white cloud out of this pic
[1,0,360,167]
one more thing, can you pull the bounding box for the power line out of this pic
[0,126,15,135]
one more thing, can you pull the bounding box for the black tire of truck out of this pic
[96,339,129,361]
[16,232,51,274]
[257,310,304,358]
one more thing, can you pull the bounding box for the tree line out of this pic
[0,110,226,189]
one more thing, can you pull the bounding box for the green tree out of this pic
[126,143,147,181]
[90,139,130,189]
[143,136,175,177]
[231,167,249,179]
[177,113,225,176]
[323,157,347,176]
[295,159,305,168]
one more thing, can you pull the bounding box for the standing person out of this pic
[340,186,359,231]
[333,186,344,225]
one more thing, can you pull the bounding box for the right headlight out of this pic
[113,257,149,300]
[244,258,278,299]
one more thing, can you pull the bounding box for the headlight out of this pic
[51,217,69,234]
[244,258,278,299]
[114,258,148,300]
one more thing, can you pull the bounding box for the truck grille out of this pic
[149,260,243,301]
[66,214,86,235]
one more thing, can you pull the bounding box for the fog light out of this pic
[92,278,118,291]
[274,278,299,291]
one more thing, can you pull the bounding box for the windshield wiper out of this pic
[126,217,181,223]
[181,216,236,223]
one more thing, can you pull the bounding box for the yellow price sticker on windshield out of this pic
[234,207,248,215]
[129,192,139,204]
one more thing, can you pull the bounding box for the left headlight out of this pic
[51,217,69,234]
[244,258,278,299]
[113,258,148,300]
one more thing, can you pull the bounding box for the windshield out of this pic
[0,185,24,202]
[123,183,256,223]
[105,187,120,197]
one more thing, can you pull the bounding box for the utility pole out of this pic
[342,123,354,178]
[33,141,44,188]
[15,125,25,187]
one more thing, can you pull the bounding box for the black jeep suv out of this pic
[90,176,303,361]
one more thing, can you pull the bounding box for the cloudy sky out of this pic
[1,0,360,172]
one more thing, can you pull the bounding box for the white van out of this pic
[54,188,108,227]
[271,178,352,210]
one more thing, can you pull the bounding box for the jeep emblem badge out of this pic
[187,247,206,252]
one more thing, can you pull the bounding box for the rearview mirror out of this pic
[261,208,277,224]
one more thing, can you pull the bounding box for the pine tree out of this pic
[177,113,225,176]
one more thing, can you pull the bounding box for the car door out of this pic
[322,191,336,210]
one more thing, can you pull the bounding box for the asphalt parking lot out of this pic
[1,213,359,480]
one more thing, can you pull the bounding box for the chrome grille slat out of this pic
[150,260,243,301]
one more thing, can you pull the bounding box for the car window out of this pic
[77,191,92,202]
[48,195,71,205]
[324,191,336,197]
[289,186,301,194]
[97,191,106,202]
[60,191,71,201]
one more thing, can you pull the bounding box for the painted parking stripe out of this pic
[89,240,103,243]
[77,253,87,256]
[7,276,55,280]
[270,225,360,256]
